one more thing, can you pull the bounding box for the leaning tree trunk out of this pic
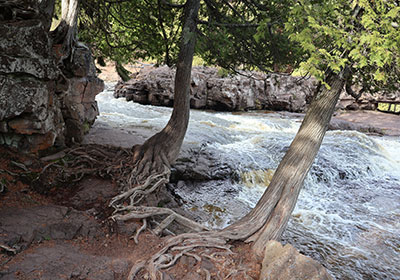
[220,69,349,255]
[109,0,200,209]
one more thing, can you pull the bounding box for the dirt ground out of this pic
[0,146,261,280]
[96,61,154,83]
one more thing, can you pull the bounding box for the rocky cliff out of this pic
[0,0,103,153]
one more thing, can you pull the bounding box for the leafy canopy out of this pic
[78,0,183,66]
[284,0,400,92]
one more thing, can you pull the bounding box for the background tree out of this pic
[52,0,80,59]
[76,0,303,75]
[196,0,301,73]
[78,0,183,68]
[286,0,400,94]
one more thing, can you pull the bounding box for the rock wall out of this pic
[115,66,400,112]
[338,90,400,111]
[115,66,317,112]
[0,1,103,153]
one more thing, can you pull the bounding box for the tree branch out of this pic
[197,19,258,28]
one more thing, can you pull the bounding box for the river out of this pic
[91,84,400,279]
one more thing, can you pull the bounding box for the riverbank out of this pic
[0,142,332,279]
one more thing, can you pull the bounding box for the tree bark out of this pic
[221,69,349,255]
[132,0,200,168]
[115,61,132,82]
[52,0,79,59]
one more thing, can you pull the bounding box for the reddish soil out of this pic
[0,146,261,279]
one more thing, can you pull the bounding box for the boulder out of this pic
[62,48,104,144]
[260,240,333,280]
[337,89,400,111]
[115,66,317,112]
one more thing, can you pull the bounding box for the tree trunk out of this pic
[132,0,200,169]
[115,61,132,82]
[221,70,349,255]
[52,0,79,58]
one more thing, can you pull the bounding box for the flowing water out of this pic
[93,84,400,279]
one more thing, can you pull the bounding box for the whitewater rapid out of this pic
[92,85,400,279]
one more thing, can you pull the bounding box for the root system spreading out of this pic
[35,143,243,279]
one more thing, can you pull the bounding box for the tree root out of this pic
[32,143,253,279]
[0,243,17,254]
[132,219,147,244]
[109,166,170,208]
[111,206,209,234]
[129,232,234,280]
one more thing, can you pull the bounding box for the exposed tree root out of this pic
[132,219,147,244]
[0,243,17,254]
[111,206,208,233]
[35,143,258,279]
[108,166,170,208]
[128,232,233,280]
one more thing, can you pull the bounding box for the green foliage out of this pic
[217,67,230,77]
[78,0,184,66]
[285,0,400,92]
[197,0,302,72]
[77,0,303,73]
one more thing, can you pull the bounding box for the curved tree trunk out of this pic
[106,0,200,209]
[131,0,199,171]
[220,69,349,255]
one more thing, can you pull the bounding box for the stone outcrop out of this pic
[260,240,333,280]
[60,47,105,145]
[115,66,400,113]
[337,90,400,111]
[114,66,317,112]
[0,0,103,153]
[0,205,103,253]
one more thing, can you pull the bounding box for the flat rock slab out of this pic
[0,205,102,252]
[67,177,117,210]
[334,110,400,136]
[1,241,130,280]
